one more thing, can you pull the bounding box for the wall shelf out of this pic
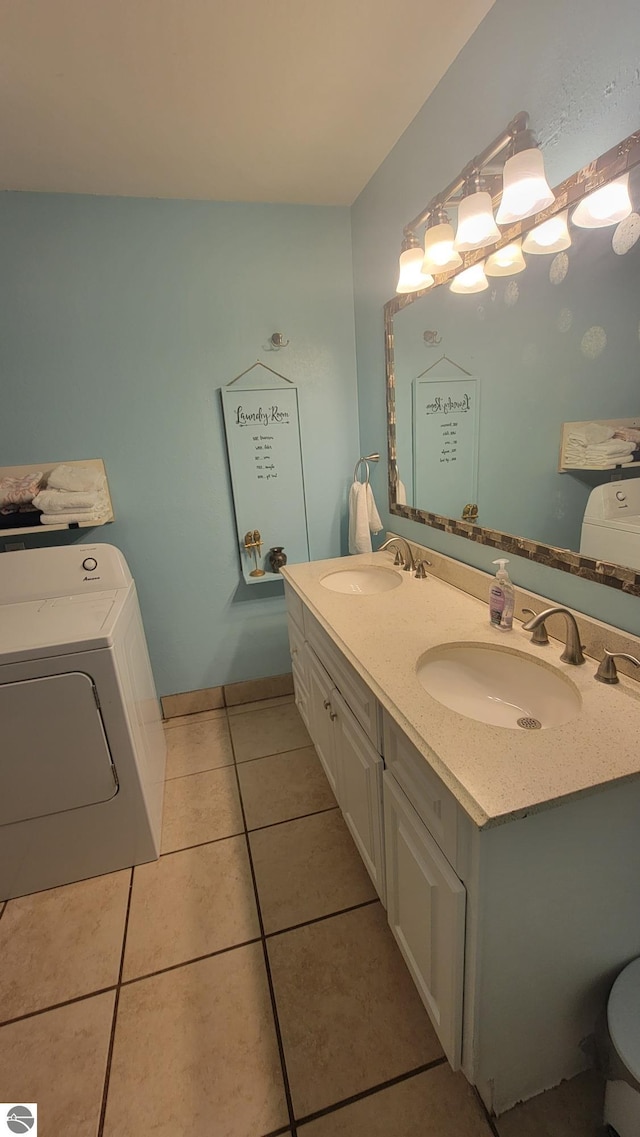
[559,418,640,472]
[0,459,114,537]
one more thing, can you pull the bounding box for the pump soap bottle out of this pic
[489,559,514,630]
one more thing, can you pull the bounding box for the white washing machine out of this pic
[580,479,640,570]
[0,543,166,900]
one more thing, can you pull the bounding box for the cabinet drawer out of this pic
[306,614,381,748]
[383,714,459,871]
[283,581,305,638]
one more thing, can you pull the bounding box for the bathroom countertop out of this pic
[281,552,640,829]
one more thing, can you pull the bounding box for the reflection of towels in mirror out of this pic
[396,475,407,505]
[349,481,382,554]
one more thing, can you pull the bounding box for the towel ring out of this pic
[353,453,380,485]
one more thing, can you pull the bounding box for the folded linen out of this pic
[565,441,635,460]
[40,509,109,525]
[567,424,615,446]
[614,427,640,444]
[33,488,107,514]
[47,464,106,493]
[0,471,43,506]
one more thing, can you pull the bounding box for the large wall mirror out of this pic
[385,126,640,595]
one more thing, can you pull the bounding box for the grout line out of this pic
[159,829,246,858]
[476,1090,501,1137]
[120,937,263,987]
[247,804,339,835]
[233,743,315,768]
[0,985,118,1029]
[0,901,5,921]
[293,1057,449,1127]
[230,738,299,1137]
[164,760,236,781]
[261,1127,293,1137]
[264,898,380,940]
[97,867,135,1137]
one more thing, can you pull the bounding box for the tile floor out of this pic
[0,695,605,1136]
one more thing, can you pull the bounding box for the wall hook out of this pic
[269,332,290,350]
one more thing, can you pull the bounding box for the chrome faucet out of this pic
[522,607,586,665]
[377,536,416,572]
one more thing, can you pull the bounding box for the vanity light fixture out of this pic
[572,173,632,228]
[396,235,435,294]
[522,210,571,254]
[396,112,553,295]
[422,209,463,273]
[453,184,501,252]
[485,240,526,276]
[449,261,489,294]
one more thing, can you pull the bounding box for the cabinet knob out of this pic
[329,710,337,721]
[323,699,331,710]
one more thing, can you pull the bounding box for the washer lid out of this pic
[0,589,128,664]
[608,957,640,1082]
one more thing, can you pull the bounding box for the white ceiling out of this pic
[0,0,494,205]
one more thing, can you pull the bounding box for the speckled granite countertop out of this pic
[281,552,640,829]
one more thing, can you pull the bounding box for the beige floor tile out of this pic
[268,902,443,1118]
[250,810,376,934]
[229,702,311,762]
[0,991,115,1137]
[224,673,294,707]
[104,945,289,1137]
[227,694,295,716]
[123,836,260,979]
[161,686,224,719]
[0,871,129,1021]
[495,1069,604,1136]
[161,766,244,853]
[164,714,234,779]
[299,1065,494,1136]
[238,747,336,830]
[163,707,227,729]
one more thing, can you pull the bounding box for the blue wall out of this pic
[351,0,640,634]
[0,195,359,695]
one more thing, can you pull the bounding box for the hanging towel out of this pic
[348,481,382,554]
[47,464,106,494]
[396,479,407,505]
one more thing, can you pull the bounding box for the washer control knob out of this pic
[82,557,98,571]
[615,491,627,502]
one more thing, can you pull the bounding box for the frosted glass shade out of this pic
[449,262,489,294]
[572,174,632,228]
[396,248,434,294]
[454,192,501,252]
[485,240,526,277]
[522,211,571,254]
[422,222,463,273]
[496,147,555,224]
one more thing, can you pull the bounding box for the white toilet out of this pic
[604,958,640,1136]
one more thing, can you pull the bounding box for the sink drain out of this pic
[517,716,542,730]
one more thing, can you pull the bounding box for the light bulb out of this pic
[422,222,463,274]
[496,147,555,224]
[522,211,571,254]
[396,248,435,294]
[572,174,632,228]
[485,240,526,277]
[449,262,489,294]
[454,192,501,252]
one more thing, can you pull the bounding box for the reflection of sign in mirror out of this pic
[413,377,479,519]
[221,386,310,584]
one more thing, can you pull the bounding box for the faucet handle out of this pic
[594,650,640,685]
[521,608,549,645]
[414,559,432,579]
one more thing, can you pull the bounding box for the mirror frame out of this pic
[384,126,640,597]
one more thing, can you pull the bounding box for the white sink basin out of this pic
[416,642,582,729]
[320,566,402,595]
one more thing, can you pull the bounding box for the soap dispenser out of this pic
[489,559,514,630]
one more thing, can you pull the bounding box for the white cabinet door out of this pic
[305,646,339,794]
[384,770,466,1069]
[332,687,386,905]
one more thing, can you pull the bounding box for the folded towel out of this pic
[348,481,383,554]
[567,424,615,446]
[40,509,110,525]
[565,441,635,462]
[614,427,640,443]
[33,488,107,514]
[0,471,43,506]
[47,464,106,493]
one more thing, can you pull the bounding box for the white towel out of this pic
[348,482,382,554]
[396,479,407,505]
[567,424,615,447]
[40,509,110,525]
[33,488,108,513]
[47,464,106,493]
